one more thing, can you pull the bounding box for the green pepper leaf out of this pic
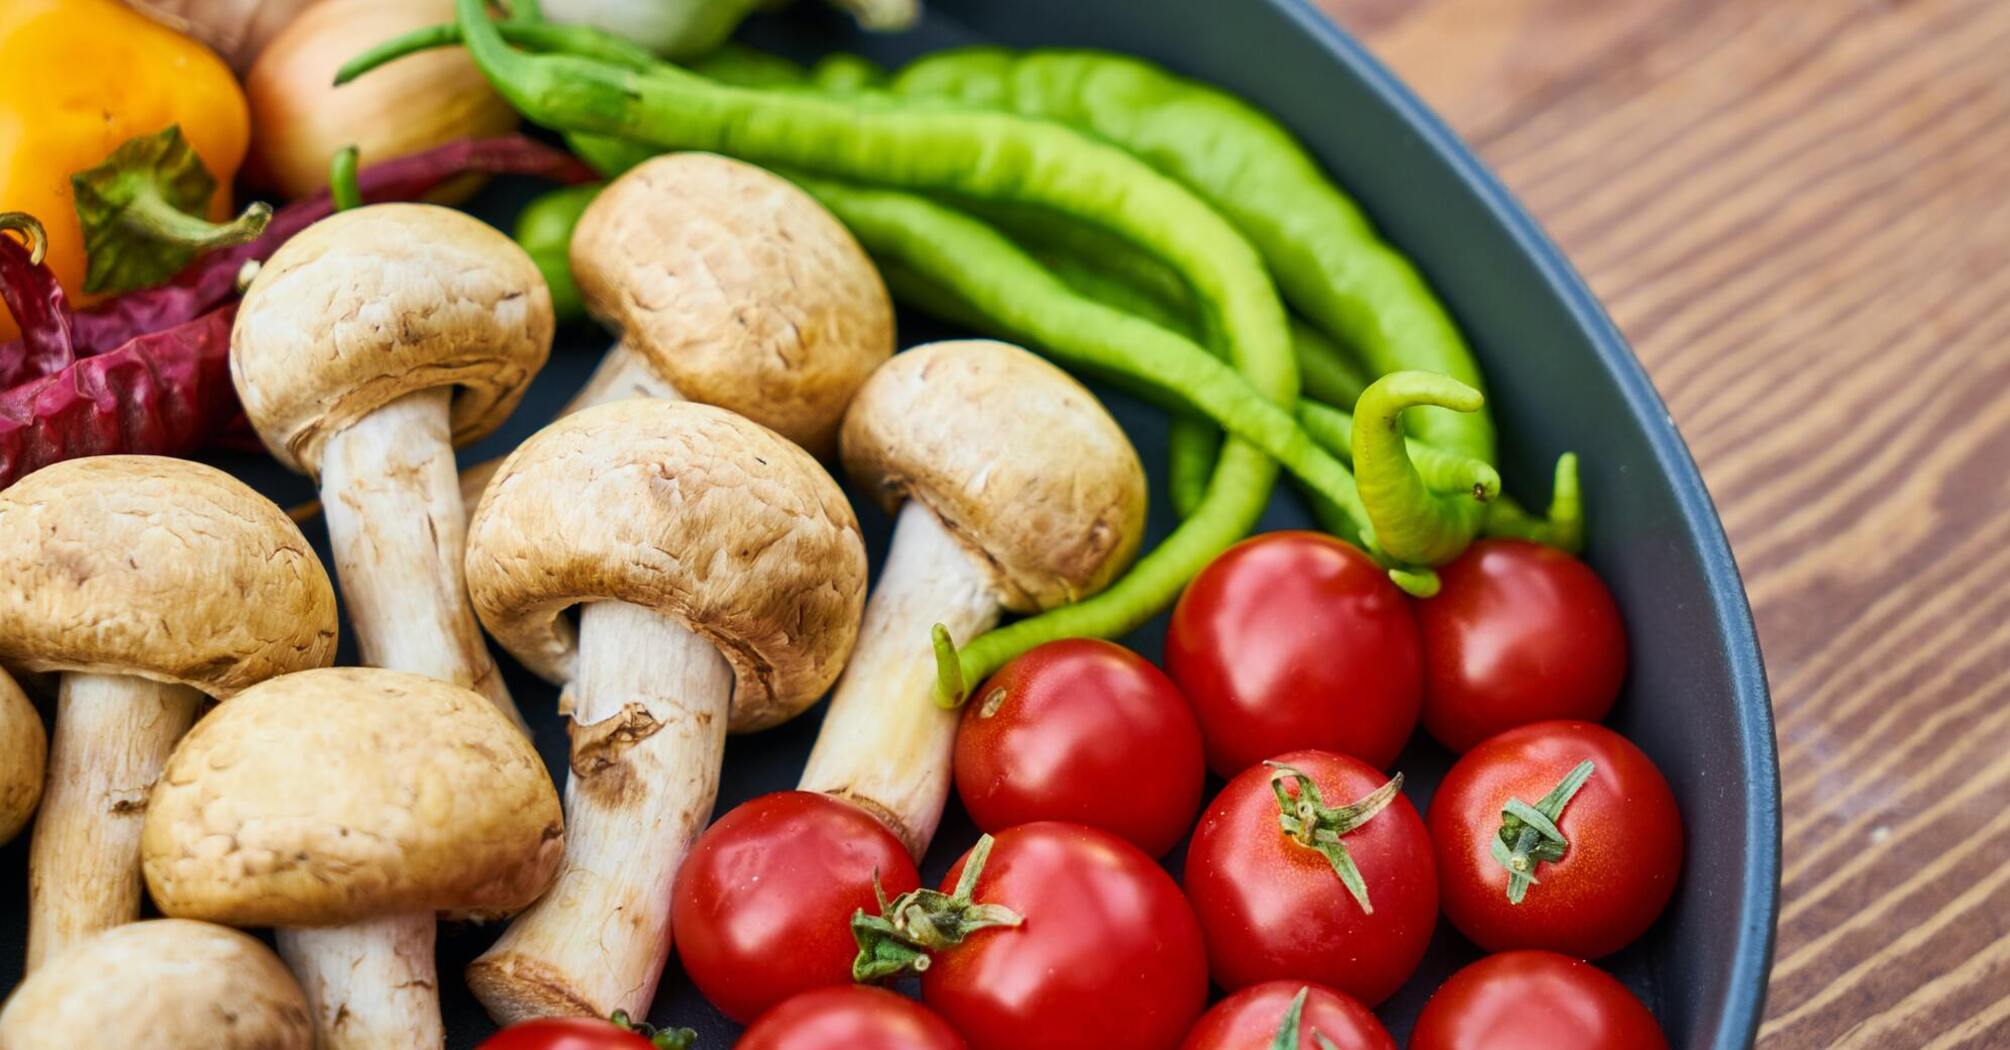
[71,125,271,295]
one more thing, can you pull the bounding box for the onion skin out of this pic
[244,0,517,201]
[125,0,325,71]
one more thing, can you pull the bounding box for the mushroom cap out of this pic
[231,202,553,474]
[0,919,311,1050]
[842,339,1148,613]
[466,399,867,732]
[571,153,893,458]
[140,667,564,927]
[0,665,43,844]
[0,456,338,697]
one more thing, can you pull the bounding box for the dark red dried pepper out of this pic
[0,135,591,488]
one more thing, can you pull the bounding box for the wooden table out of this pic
[1323,0,2010,1046]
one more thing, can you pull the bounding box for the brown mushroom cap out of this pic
[0,919,311,1049]
[842,339,1148,612]
[140,667,564,927]
[0,666,43,844]
[466,399,868,732]
[570,153,894,458]
[231,203,554,474]
[0,456,338,697]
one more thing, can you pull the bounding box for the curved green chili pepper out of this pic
[887,47,1496,465]
[1480,454,1585,554]
[1352,371,1495,565]
[1299,400,1496,500]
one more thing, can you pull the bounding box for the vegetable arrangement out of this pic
[0,2,1695,1049]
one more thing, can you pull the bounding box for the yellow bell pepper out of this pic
[0,0,252,343]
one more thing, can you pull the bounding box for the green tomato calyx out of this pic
[1267,763,1405,915]
[1490,759,1596,904]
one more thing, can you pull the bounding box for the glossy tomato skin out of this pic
[1409,950,1669,1050]
[1417,540,1628,752]
[475,1018,654,1050]
[924,822,1208,1050]
[955,638,1205,857]
[1166,532,1421,775]
[1429,721,1683,958]
[738,986,968,1050]
[1178,981,1396,1050]
[671,791,921,1022]
[1182,750,1437,1005]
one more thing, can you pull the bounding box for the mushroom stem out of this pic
[798,502,1002,858]
[276,912,444,1050]
[320,387,524,730]
[468,600,732,1023]
[26,673,201,970]
[459,343,680,510]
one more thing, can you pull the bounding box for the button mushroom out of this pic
[231,203,552,724]
[0,667,42,847]
[140,667,565,1050]
[455,152,892,507]
[0,455,338,970]
[0,919,313,1050]
[799,339,1149,856]
[461,398,867,1023]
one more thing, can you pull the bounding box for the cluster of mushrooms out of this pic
[0,153,1147,1049]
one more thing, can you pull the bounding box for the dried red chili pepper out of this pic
[0,215,75,389]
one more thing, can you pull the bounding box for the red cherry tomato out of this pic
[1166,532,1421,775]
[475,1018,656,1050]
[1409,950,1669,1050]
[1182,750,1436,1005]
[1429,721,1682,958]
[671,791,921,1022]
[738,986,968,1050]
[955,638,1206,857]
[1178,981,1396,1050]
[1417,540,1628,752]
[923,822,1209,1050]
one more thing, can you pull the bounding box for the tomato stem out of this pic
[851,834,1023,982]
[1266,763,1404,914]
[1490,759,1596,904]
[607,1008,696,1049]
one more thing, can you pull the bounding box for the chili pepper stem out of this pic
[0,212,47,265]
[25,674,202,970]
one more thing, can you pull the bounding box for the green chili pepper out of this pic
[513,182,601,323]
[1352,371,1493,565]
[886,47,1497,466]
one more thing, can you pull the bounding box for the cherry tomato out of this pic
[476,1018,655,1050]
[1178,981,1396,1050]
[1182,750,1436,1006]
[671,791,921,1022]
[1166,532,1421,775]
[1429,721,1682,958]
[1409,950,1669,1050]
[955,638,1205,857]
[739,986,968,1050]
[1417,540,1628,752]
[923,822,1209,1050]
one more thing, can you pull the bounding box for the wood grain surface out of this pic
[1324,0,2010,1046]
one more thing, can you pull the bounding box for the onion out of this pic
[244,0,517,201]
[124,0,324,71]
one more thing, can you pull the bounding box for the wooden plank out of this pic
[1325,0,2010,1046]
